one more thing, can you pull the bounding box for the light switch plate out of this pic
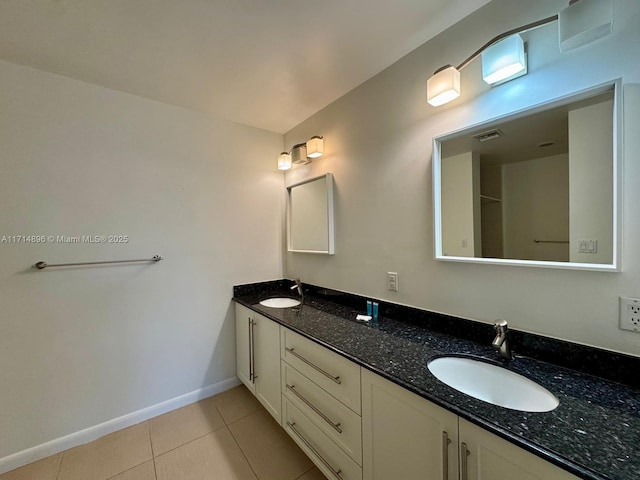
[578,239,598,253]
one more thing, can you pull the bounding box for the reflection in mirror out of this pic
[434,83,620,271]
[287,173,335,254]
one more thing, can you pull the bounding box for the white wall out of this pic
[284,0,640,357]
[0,59,283,463]
[441,152,480,257]
[502,154,569,262]
[569,98,614,264]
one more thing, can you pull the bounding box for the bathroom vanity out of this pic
[233,280,639,480]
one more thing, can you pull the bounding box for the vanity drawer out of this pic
[284,398,362,480]
[282,362,362,465]
[281,329,361,414]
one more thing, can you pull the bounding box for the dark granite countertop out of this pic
[233,281,640,480]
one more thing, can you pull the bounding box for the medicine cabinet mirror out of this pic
[433,82,621,271]
[287,173,335,254]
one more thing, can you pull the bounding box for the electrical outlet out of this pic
[387,272,398,292]
[619,297,640,332]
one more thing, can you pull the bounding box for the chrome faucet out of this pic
[492,319,512,361]
[290,278,304,303]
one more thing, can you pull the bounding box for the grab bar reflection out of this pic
[533,239,569,244]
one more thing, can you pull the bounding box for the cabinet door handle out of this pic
[461,442,470,480]
[287,421,343,479]
[248,318,256,382]
[286,384,342,433]
[442,431,451,480]
[285,347,341,384]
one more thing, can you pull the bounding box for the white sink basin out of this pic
[428,356,559,412]
[259,297,301,308]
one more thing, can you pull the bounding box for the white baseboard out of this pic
[0,376,241,475]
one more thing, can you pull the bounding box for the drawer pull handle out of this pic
[442,431,451,480]
[287,421,343,479]
[285,347,342,384]
[286,384,343,434]
[461,442,470,480]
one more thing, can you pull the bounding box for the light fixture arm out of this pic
[455,15,558,71]
[427,0,613,107]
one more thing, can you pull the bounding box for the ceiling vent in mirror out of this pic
[473,129,503,142]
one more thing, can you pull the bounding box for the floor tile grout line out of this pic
[305,466,318,478]
[7,388,265,480]
[146,421,159,480]
[226,425,261,480]
[103,460,152,480]
[145,395,229,458]
[294,466,317,480]
[214,402,264,428]
[226,409,315,480]
[150,422,228,459]
[58,422,153,480]
[55,452,65,480]
[151,457,158,480]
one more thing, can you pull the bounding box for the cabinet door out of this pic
[254,313,282,423]
[459,419,580,480]
[361,369,459,480]
[235,304,255,394]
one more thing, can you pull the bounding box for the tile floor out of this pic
[1,385,327,480]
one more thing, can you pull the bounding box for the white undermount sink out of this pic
[428,356,559,412]
[259,297,301,308]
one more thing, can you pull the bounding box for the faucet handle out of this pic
[494,319,508,329]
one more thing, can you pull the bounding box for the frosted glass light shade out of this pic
[427,66,460,107]
[306,136,324,158]
[278,152,292,170]
[559,0,613,52]
[482,34,527,85]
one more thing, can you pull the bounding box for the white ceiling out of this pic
[0,0,490,133]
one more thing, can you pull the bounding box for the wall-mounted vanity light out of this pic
[278,151,293,170]
[306,136,324,158]
[426,66,461,107]
[278,136,324,171]
[481,34,527,85]
[426,0,613,107]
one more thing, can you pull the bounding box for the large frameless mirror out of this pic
[287,173,335,254]
[433,81,621,271]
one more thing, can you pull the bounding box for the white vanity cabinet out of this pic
[281,329,363,480]
[235,303,282,423]
[459,419,580,480]
[362,369,579,480]
[235,302,581,480]
[361,368,459,480]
